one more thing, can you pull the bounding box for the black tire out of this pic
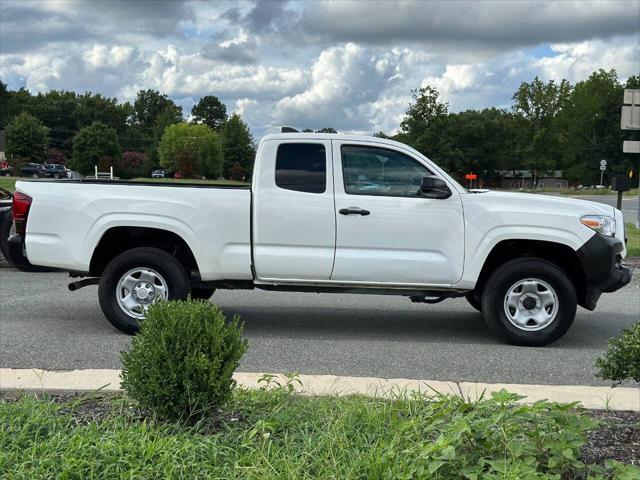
[98,247,191,334]
[0,209,14,267]
[190,287,216,300]
[465,292,482,312]
[481,258,577,347]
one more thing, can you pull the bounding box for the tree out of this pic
[555,69,628,185]
[70,121,121,175]
[158,123,222,178]
[399,86,449,141]
[75,93,131,136]
[29,90,80,155]
[5,112,49,163]
[133,89,182,131]
[191,95,227,131]
[221,114,255,177]
[511,77,571,176]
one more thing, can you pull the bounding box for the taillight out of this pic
[12,192,32,236]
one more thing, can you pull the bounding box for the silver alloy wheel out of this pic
[116,267,168,319]
[503,278,558,331]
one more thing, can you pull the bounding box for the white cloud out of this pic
[274,43,394,130]
[1,1,638,138]
[533,38,640,83]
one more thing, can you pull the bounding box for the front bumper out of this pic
[577,233,632,310]
[7,234,33,270]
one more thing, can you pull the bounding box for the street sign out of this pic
[621,105,640,130]
[600,165,606,170]
[623,140,640,153]
[465,173,477,180]
[623,89,640,105]
[600,159,607,166]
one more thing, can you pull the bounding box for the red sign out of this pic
[465,173,477,180]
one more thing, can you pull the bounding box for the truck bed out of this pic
[16,179,253,281]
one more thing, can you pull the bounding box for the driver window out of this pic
[341,145,432,197]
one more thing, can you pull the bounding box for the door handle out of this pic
[339,207,370,216]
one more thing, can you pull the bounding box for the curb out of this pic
[1,368,639,411]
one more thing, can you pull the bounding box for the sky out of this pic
[1,0,639,138]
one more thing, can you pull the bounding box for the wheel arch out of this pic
[473,239,588,309]
[89,226,200,278]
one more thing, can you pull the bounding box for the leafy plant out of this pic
[70,121,121,175]
[5,112,49,163]
[120,300,247,420]
[596,322,640,385]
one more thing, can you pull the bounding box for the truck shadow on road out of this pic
[219,304,501,345]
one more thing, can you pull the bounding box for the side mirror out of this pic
[420,176,452,199]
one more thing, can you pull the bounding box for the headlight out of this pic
[580,215,616,236]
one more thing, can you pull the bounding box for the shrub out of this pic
[596,322,640,385]
[120,300,248,420]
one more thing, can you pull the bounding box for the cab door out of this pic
[331,141,464,286]
[252,139,336,281]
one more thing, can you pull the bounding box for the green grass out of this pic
[1,387,637,479]
[626,223,640,257]
[0,176,17,192]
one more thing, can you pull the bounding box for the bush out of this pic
[120,300,248,420]
[596,322,640,385]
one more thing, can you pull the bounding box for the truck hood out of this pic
[464,190,614,217]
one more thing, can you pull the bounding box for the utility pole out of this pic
[621,89,640,228]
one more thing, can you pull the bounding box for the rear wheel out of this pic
[190,287,216,300]
[481,258,576,346]
[98,247,191,334]
[0,209,13,266]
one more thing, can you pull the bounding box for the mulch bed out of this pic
[582,410,640,467]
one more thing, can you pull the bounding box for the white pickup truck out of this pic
[8,133,631,346]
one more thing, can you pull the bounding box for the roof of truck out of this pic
[260,133,411,150]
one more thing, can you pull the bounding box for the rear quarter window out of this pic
[275,143,326,194]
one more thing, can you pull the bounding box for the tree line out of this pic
[0,84,256,180]
[391,69,640,187]
[1,68,639,186]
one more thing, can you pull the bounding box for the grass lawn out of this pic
[1,387,638,479]
[0,176,17,192]
[626,223,640,257]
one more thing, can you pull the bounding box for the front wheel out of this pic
[98,247,191,334]
[481,258,577,346]
[465,292,482,312]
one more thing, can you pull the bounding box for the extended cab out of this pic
[8,133,632,346]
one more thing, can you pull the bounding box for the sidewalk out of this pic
[2,368,638,411]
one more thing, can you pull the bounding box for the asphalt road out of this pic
[1,266,638,387]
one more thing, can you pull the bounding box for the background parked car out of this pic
[151,169,166,178]
[41,164,69,179]
[20,163,44,177]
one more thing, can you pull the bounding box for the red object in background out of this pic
[0,161,9,170]
[465,173,477,180]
